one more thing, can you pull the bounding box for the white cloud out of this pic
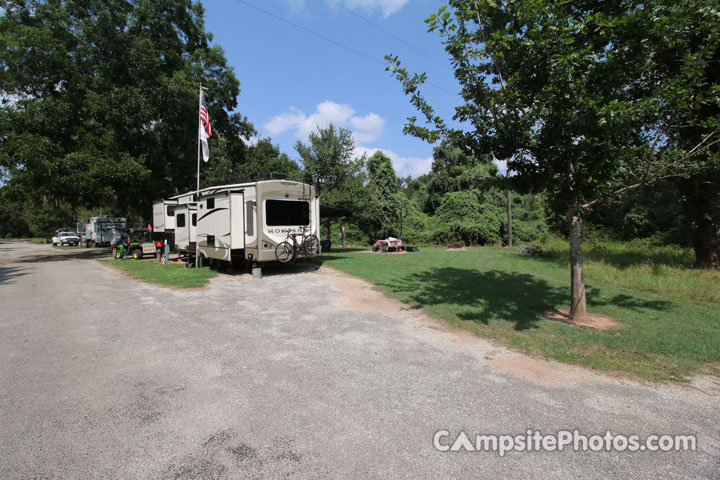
[281,0,307,13]
[354,146,433,178]
[264,101,386,143]
[349,112,386,142]
[340,0,409,18]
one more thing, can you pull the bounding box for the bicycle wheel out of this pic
[275,241,294,263]
[303,234,320,255]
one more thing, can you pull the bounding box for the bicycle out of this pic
[275,227,320,263]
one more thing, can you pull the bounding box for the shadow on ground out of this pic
[15,248,112,264]
[0,266,28,285]
[207,260,322,278]
[376,267,673,331]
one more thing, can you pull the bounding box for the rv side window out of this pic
[176,213,186,228]
[265,200,310,226]
[207,198,215,209]
[167,206,175,217]
[207,235,215,246]
[246,201,255,236]
[192,214,197,227]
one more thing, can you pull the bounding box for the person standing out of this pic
[339,221,345,248]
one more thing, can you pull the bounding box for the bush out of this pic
[433,191,504,244]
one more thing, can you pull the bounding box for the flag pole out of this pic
[195,85,207,268]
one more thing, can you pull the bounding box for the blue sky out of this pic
[202,0,462,178]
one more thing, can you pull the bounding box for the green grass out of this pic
[540,236,719,303]
[99,259,217,288]
[316,244,720,382]
[0,237,47,244]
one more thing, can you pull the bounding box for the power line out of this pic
[234,0,383,66]
[232,0,459,97]
[326,0,451,70]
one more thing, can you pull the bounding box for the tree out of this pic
[387,0,719,319]
[295,124,366,239]
[0,0,248,233]
[203,137,302,187]
[357,151,403,240]
[640,1,720,266]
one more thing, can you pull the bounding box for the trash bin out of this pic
[321,240,331,253]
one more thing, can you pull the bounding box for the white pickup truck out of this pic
[52,231,80,246]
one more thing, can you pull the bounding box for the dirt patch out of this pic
[688,375,720,396]
[318,267,411,314]
[490,352,604,387]
[539,308,623,330]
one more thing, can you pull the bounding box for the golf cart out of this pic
[112,227,158,260]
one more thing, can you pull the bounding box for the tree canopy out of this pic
[387,0,720,317]
[0,0,251,228]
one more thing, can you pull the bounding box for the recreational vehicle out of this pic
[196,179,319,265]
[79,216,127,247]
[173,202,197,253]
[152,192,194,233]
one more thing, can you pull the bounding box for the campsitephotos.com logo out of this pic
[433,429,697,456]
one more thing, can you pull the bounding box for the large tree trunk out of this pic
[568,202,587,319]
[689,216,720,268]
[677,179,720,268]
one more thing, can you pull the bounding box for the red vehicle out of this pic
[372,237,405,252]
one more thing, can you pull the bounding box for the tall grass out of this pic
[539,235,720,304]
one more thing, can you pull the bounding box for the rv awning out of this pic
[320,204,351,218]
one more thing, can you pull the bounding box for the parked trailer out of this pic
[196,179,319,265]
[173,203,197,253]
[80,216,127,247]
[152,192,195,233]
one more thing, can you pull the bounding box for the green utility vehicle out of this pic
[112,228,158,260]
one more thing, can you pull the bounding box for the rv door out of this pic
[152,201,165,232]
[230,193,245,250]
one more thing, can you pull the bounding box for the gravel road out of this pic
[1,241,718,479]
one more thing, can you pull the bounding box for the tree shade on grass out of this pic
[387,0,720,319]
[317,246,720,382]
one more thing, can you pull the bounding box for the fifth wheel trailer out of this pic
[173,203,197,253]
[152,192,195,233]
[196,179,319,264]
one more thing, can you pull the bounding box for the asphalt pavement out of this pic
[0,242,718,479]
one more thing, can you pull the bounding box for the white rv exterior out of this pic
[173,203,197,252]
[196,180,319,264]
[152,192,195,233]
[80,216,127,247]
[152,200,177,233]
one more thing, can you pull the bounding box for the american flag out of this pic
[199,91,211,162]
[200,92,212,138]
